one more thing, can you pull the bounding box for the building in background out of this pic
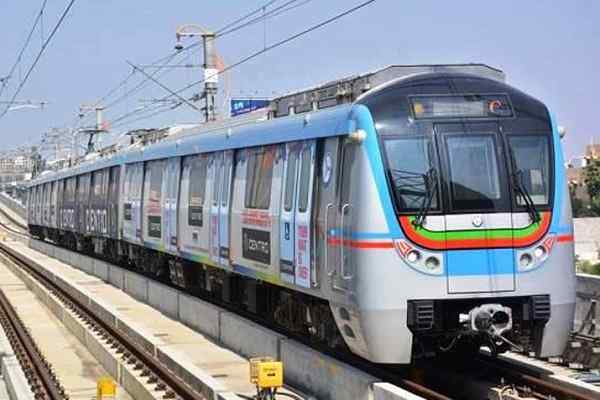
[566,143,600,204]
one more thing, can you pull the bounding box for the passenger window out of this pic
[212,157,221,206]
[148,161,164,203]
[284,150,298,212]
[298,147,311,213]
[245,147,275,209]
[187,155,207,226]
[221,159,231,207]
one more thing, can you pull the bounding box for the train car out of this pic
[26,64,576,364]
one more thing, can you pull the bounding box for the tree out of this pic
[584,158,600,199]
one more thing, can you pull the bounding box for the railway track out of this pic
[0,213,596,400]
[0,241,211,400]
[0,280,67,400]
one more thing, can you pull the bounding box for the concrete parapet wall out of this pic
[219,312,283,360]
[575,273,600,335]
[25,239,419,400]
[281,338,377,400]
[372,383,427,400]
[0,193,26,221]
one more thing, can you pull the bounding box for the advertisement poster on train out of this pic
[295,223,310,288]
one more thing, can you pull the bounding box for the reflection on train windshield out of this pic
[508,135,550,206]
[445,134,504,211]
[384,137,438,211]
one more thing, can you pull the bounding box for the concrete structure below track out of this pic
[0,247,132,400]
[10,238,422,400]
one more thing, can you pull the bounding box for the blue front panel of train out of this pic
[446,249,515,293]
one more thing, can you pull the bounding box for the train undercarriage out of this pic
[32,225,553,362]
[407,296,551,358]
[33,226,346,352]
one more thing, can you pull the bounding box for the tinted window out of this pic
[298,147,311,213]
[188,155,208,207]
[148,161,164,203]
[245,147,275,209]
[221,159,231,207]
[446,135,502,210]
[383,137,438,211]
[283,150,298,212]
[508,135,550,206]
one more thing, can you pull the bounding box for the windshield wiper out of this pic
[507,145,540,224]
[413,167,437,228]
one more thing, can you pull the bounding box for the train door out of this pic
[279,143,300,284]
[294,140,316,288]
[218,150,234,265]
[437,123,516,293]
[108,166,120,239]
[332,139,357,292]
[209,153,223,265]
[319,137,342,290]
[164,157,181,253]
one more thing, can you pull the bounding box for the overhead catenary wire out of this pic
[215,0,306,38]
[215,0,280,34]
[79,0,303,127]
[75,42,201,127]
[105,0,377,127]
[0,0,49,100]
[0,0,77,120]
[74,0,300,130]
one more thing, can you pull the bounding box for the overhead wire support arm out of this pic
[0,0,77,120]
[105,0,376,128]
[126,61,202,112]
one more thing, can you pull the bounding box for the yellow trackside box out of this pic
[250,357,283,389]
[97,377,117,399]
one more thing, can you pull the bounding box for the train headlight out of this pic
[534,246,546,259]
[406,250,421,263]
[519,253,533,269]
[424,256,440,271]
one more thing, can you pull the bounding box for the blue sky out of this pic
[0,1,598,160]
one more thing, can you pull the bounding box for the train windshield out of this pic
[384,137,439,212]
[507,135,551,206]
[444,134,505,211]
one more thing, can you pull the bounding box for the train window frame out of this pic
[221,157,231,207]
[505,133,554,210]
[147,160,164,204]
[283,149,299,212]
[245,146,275,210]
[186,154,208,227]
[298,146,312,213]
[380,135,442,214]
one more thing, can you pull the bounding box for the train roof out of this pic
[30,103,355,186]
[30,63,505,186]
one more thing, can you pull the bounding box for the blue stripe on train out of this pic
[446,248,515,276]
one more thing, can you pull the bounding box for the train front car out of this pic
[345,73,576,363]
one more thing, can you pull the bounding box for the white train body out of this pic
[27,65,576,363]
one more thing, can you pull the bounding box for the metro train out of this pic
[26,64,576,364]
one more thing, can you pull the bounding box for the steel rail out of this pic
[477,355,597,400]
[0,234,453,400]
[0,284,66,400]
[0,243,206,400]
[0,205,28,231]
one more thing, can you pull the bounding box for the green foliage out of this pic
[577,259,600,275]
[584,158,600,200]
[570,183,598,217]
